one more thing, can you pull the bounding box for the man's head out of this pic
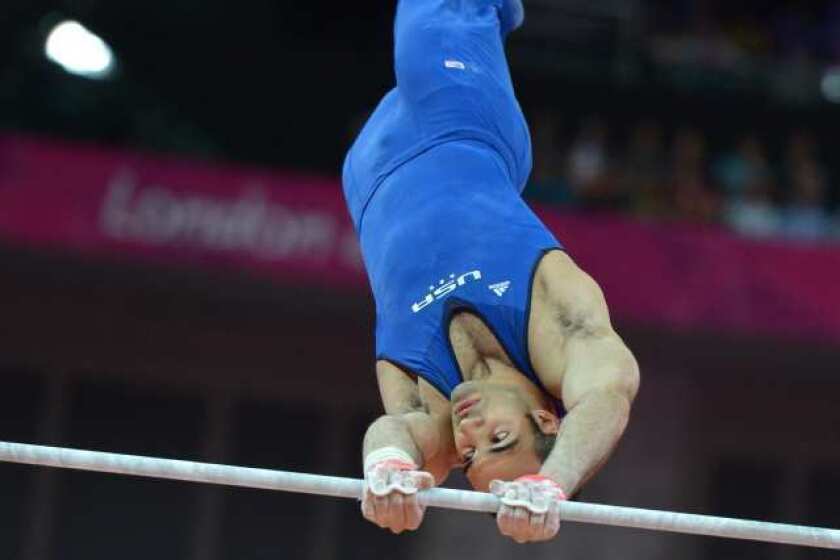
[451,382,560,491]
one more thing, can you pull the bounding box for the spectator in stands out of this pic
[669,127,719,224]
[714,134,775,201]
[781,133,832,240]
[566,116,622,211]
[624,120,669,219]
[782,161,831,240]
[784,130,824,181]
[719,132,782,237]
[724,176,781,239]
[526,109,573,206]
[524,114,837,244]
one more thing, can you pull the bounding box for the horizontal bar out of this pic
[0,441,837,549]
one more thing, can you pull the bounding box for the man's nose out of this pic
[459,415,485,434]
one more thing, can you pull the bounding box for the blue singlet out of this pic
[342,0,563,401]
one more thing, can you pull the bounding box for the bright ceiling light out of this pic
[45,20,115,79]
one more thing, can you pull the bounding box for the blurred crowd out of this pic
[647,0,840,68]
[526,113,839,243]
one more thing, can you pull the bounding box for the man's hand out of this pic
[362,450,434,534]
[490,475,567,543]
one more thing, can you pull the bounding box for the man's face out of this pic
[451,382,544,492]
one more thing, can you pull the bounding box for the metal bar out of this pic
[0,441,838,550]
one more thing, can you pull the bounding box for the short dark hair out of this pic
[526,414,557,464]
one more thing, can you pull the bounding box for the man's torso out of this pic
[415,249,579,406]
[356,140,560,400]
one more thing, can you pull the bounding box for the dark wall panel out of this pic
[51,380,204,560]
[219,401,326,560]
[0,371,43,559]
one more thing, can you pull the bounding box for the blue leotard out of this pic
[342,0,563,401]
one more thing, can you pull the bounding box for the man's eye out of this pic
[492,431,510,444]
[462,448,475,462]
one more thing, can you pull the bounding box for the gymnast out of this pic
[342,0,640,543]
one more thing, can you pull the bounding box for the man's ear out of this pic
[529,409,560,435]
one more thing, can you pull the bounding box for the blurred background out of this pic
[0,1,839,559]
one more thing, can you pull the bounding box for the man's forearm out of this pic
[363,412,454,483]
[540,389,631,496]
[363,415,424,465]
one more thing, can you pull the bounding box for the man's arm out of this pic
[365,361,453,483]
[539,325,639,495]
[360,362,454,534]
[491,256,639,544]
[362,411,451,484]
[532,253,640,495]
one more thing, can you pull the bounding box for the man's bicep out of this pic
[562,330,640,411]
[531,254,622,397]
[530,253,639,408]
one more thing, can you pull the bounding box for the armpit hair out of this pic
[394,392,428,415]
[408,392,429,413]
[556,309,603,338]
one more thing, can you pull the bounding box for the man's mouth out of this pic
[453,397,480,418]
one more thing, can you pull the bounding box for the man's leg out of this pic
[499,0,525,36]
[394,0,521,103]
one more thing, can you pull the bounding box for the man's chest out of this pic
[447,311,515,379]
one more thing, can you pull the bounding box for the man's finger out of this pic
[388,492,407,534]
[511,505,531,540]
[361,495,376,523]
[404,493,424,531]
[530,511,547,540]
[542,502,562,540]
[373,494,391,528]
[498,505,530,543]
[496,504,515,537]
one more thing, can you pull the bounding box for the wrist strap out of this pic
[516,475,568,499]
[364,446,417,473]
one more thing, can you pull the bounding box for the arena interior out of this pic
[0,1,839,559]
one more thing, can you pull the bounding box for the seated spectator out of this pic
[669,127,719,224]
[713,134,775,201]
[566,116,621,211]
[782,159,832,241]
[525,111,837,244]
[712,134,789,239]
[526,109,574,206]
[724,179,782,239]
[781,131,832,241]
[624,120,669,219]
